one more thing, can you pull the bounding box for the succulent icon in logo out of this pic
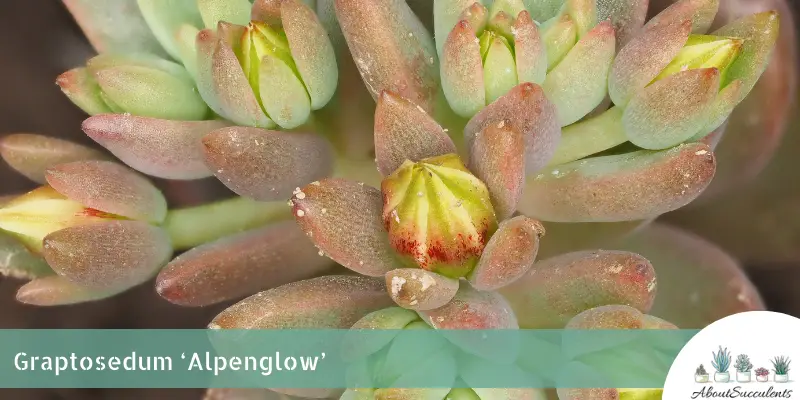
[695,364,710,383]
[772,356,791,383]
[711,346,732,383]
[755,367,770,382]
[735,354,753,382]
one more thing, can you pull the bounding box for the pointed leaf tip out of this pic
[43,221,172,291]
[83,114,227,180]
[468,120,526,220]
[374,91,457,176]
[469,216,544,291]
[290,178,400,277]
[16,275,123,306]
[157,221,332,307]
[203,126,334,201]
[45,160,168,224]
[0,133,109,184]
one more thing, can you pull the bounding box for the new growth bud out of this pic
[653,34,743,83]
[381,154,498,278]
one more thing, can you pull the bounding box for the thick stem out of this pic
[547,106,628,166]
[163,196,290,250]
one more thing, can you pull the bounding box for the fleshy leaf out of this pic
[433,0,478,56]
[136,0,204,59]
[335,0,439,112]
[55,68,113,116]
[92,65,209,121]
[0,229,54,280]
[596,0,648,47]
[203,126,334,201]
[0,133,109,184]
[385,268,459,311]
[514,11,547,85]
[45,161,168,224]
[542,20,616,127]
[524,0,563,21]
[83,114,227,180]
[547,107,627,167]
[290,179,400,277]
[281,0,339,110]
[468,216,544,291]
[523,143,716,222]
[418,283,518,329]
[541,14,578,71]
[209,275,393,329]
[565,304,647,329]
[62,0,168,56]
[203,388,303,400]
[500,250,656,328]
[483,34,519,105]
[16,276,123,306]
[258,55,312,129]
[441,19,486,118]
[157,221,333,307]
[691,80,743,141]
[468,119,525,220]
[196,28,275,128]
[623,68,720,150]
[197,0,251,28]
[713,11,780,103]
[374,91,457,177]
[42,221,172,290]
[609,20,692,107]
[646,0,719,34]
[464,83,560,175]
[614,223,765,328]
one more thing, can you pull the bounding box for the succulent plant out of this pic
[697,365,708,375]
[772,356,791,375]
[0,0,795,398]
[755,367,770,377]
[735,354,753,373]
[711,346,732,373]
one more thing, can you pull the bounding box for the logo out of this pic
[664,312,800,399]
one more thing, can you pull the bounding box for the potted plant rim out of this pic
[772,356,791,383]
[736,354,753,382]
[712,346,732,383]
[756,368,770,382]
[696,364,710,383]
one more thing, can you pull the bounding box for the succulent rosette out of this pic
[0,1,793,398]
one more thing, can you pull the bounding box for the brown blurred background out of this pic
[0,1,798,399]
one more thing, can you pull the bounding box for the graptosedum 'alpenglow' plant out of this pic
[0,0,791,397]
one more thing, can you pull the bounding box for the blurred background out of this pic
[0,0,798,399]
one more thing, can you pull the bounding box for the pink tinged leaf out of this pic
[83,114,226,180]
[0,230,54,280]
[209,275,394,329]
[646,0,720,34]
[258,55,312,129]
[374,91,457,176]
[42,221,172,291]
[523,143,716,223]
[92,65,209,121]
[608,19,692,107]
[196,29,275,128]
[16,275,124,306]
[251,0,284,26]
[596,0,649,47]
[62,0,168,56]
[385,268,459,311]
[713,11,780,103]
[468,120,525,220]
[136,0,205,59]
[541,14,578,71]
[203,388,303,400]
[290,179,400,276]
[543,21,616,127]
[565,304,648,329]
[464,83,560,175]
[55,68,113,116]
[334,0,439,113]
[374,389,452,400]
[514,11,547,85]
[500,250,656,328]
[281,0,339,110]
[45,161,168,224]
[623,68,720,150]
[0,133,109,184]
[614,223,765,329]
[157,221,333,307]
[468,216,544,291]
[202,126,334,201]
[419,283,518,329]
[441,20,486,118]
[433,0,481,57]
[564,0,598,38]
[690,80,743,142]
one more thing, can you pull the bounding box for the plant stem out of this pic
[163,196,290,250]
[547,106,628,166]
